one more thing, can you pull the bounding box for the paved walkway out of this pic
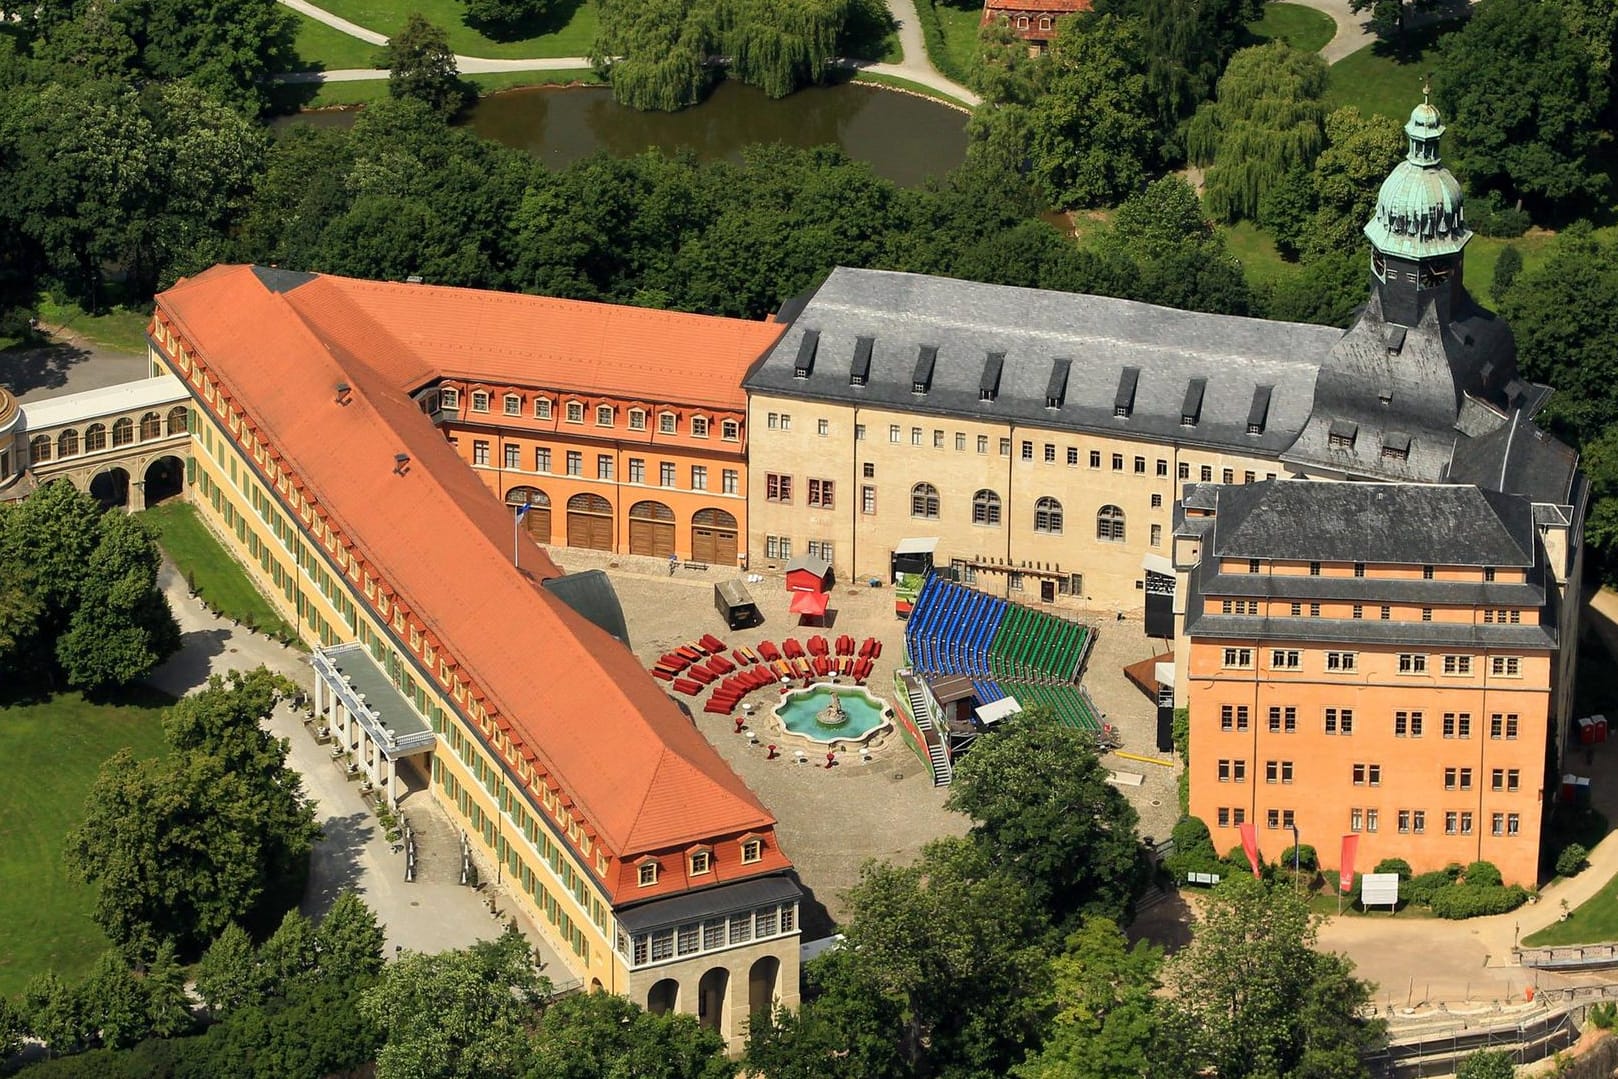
[143,553,572,977]
[275,0,979,105]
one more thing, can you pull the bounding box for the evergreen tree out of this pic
[386,14,464,114]
[194,924,263,1016]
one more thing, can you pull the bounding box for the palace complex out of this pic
[0,91,1582,1013]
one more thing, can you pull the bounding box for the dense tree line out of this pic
[0,482,179,696]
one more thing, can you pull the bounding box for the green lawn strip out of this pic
[1245,2,1336,54]
[290,8,386,70]
[1324,21,1464,121]
[311,0,598,59]
[1304,893,1436,919]
[1523,871,1618,946]
[277,67,604,110]
[35,297,153,355]
[851,71,971,110]
[1223,220,1299,290]
[0,691,171,997]
[912,0,979,88]
[140,502,300,641]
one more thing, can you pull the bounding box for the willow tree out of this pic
[592,0,716,111]
[1186,42,1328,222]
[719,0,848,99]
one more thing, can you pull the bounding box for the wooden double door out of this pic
[691,507,738,566]
[566,493,614,551]
[628,500,676,558]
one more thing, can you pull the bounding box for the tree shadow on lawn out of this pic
[0,342,95,397]
[465,0,587,43]
[302,810,377,919]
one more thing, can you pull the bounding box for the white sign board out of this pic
[1360,872,1401,907]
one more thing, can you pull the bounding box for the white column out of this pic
[386,757,398,807]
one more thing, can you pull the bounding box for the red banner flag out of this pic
[1239,821,1261,878]
[1340,833,1360,893]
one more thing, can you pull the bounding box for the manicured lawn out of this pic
[920,0,983,86]
[1223,219,1298,290]
[35,296,153,355]
[852,71,972,110]
[290,9,385,70]
[0,691,171,997]
[1523,871,1618,946]
[1324,21,1464,121]
[312,0,598,58]
[140,501,300,642]
[1246,2,1335,54]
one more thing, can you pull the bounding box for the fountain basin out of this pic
[772,685,891,746]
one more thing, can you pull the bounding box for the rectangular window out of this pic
[566,451,581,477]
[1445,811,1458,835]
[1398,810,1411,834]
[1324,708,1353,735]
[1219,705,1250,731]
[659,462,676,487]
[504,443,519,469]
[889,425,900,444]
[854,424,865,441]
[1151,523,1163,547]
[691,416,710,437]
[1134,455,1146,474]
[861,486,876,515]
[1222,647,1253,668]
[598,455,614,481]
[1267,706,1297,733]
[1351,809,1363,832]
[807,479,834,508]
[1020,440,1033,460]
[690,465,707,490]
[1398,653,1427,674]
[766,473,793,502]
[1443,655,1473,675]
[629,458,645,484]
[1271,649,1301,669]
[1178,462,1190,480]
[1325,652,1358,671]
[1200,465,1212,482]
[1508,813,1520,836]
[472,440,490,466]
[958,433,968,451]
[978,435,989,454]
[912,428,923,446]
[818,418,829,437]
[1112,453,1124,471]
[1442,712,1472,739]
[1490,656,1521,677]
[1394,710,1424,737]
[1089,450,1102,468]
[722,469,738,494]
[1381,605,1391,620]
[534,447,551,472]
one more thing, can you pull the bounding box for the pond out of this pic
[288,79,969,188]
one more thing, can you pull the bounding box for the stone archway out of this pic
[748,955,780,1016]
[89,467,129,510]
[142,455,184,508]
[647,978,679,1016]
[697,967,729,1034]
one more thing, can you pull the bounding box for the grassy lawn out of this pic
[1223,220,1297,290]
[290,9,385,70]
[0,691,171,997]
[140,501,300,642]
[1523,871,1618,946]
[852,71,971,110]
[312,0,598,58]
[917,0,982,86]
[36,296,153,356]
[1324,21,1464,121]
[1245,2,1336,54]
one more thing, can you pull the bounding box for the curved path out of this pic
[276,0,979,105]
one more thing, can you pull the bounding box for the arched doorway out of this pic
[628,500,675,558]
[697,967,729,1034]
[89,467,129,510]
[748,956,780,1016]
[143,455,184,508]
[691,507,738,566]
[505,487,551,544]
[565,493,613,551]
[647,978,679,1016]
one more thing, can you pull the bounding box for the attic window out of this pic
[1114,367,1139,418]
[637,860,659,887]
[1328,420,1359,449]
[1180,377,1206,427]
[979,352,1004,403]
[1246,385,1272,436]
[740,836,764,864]
[689,849,713,875]
[793,329,819,379]
[850,336,873,387]
[912,346,937,394]
[1045,358,1071,410]
[1381,432,1411,460]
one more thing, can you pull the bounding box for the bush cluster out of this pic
[1555,843,1589,877]
[1468,189,1532,238]
[1428,884,1531,919]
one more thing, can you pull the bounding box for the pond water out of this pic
[288,80,969,188]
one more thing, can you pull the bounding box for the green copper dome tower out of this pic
[1363,87,1472,327]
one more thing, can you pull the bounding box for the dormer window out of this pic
[1114,367,1139,418]
[1045,357,1070,410]
[692,416,709,438]
[637,860,659,887]
[1328,420,1358,449]
[794,329,819,378]
[979,352,1004,403]
[721,419,740,441]
[503,394,522,416]
[740,837,764,864]
[1381,432,1411,460]
[566,401,584,423]
[470,391,490,413]
[850,336,873,387]
[659,412,677,435]
[596,405,614,427]
[534,397,552,420]
[628,408,646,430]
[441,387,460,409]
[690,849,713,875]
[1180,378,1205,427]
[912,346,937,395]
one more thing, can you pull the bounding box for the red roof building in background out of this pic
[150,265,799,1046]
[980,0,1092,51]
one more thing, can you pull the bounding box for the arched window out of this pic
[85,424,107,452]
[166,406,188,435]
[29,435,51,463]
[1034,496,1063,534]
[1016,14,1029,28]
[58,429,80,457]
[1038,15,1051,29]
[139,412,162,440]
[972,489,1002,526]
[1096,504,1125,542]
[910,482,940,519]
[112,418,134,447]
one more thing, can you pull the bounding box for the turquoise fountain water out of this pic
[772,685,891,746]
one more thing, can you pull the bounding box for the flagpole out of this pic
[513,504,519,567]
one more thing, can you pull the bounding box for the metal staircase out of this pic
[904,681,953,787]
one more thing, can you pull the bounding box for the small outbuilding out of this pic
[784,553,832,593]
[714,579,761,630]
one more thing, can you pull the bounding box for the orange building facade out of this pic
[1177,482,1565,885]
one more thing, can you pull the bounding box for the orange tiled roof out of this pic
[156,266,789,901]
[982,0,1092,11]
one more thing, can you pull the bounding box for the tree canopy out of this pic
[387,14,465,114]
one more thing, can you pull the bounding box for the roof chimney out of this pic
[393,453,411,475]
[335,381,352,405]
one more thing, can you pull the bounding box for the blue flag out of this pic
[516,503,531,520]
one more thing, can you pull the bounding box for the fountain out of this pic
[816,693,849,728]
[773,684,891,746]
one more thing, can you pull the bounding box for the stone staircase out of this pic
[902,679,953,786]
[398,794,469,886]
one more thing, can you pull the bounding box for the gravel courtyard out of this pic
[546,547,1185,934]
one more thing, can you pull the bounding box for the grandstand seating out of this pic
[903,576,1101,730]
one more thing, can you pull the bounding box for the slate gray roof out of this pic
[745,268,1344,455]
[1204,480,1537,567]
[1181,611,1557,650]
[1447,408,1581,504]
[542,570,631,647]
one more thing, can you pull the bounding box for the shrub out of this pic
[1464,861,1504,888]
[1373,858,1413,880]
[1555,843,1589,877]
[1407,865,1463,907]
[1172,817,1214,857]
[1468,189,1531,238]
[1589,1001,1617,1030]
[1279,844,1317,871]
[1429,884,1529,919]
[1456,1048,1516,1079]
